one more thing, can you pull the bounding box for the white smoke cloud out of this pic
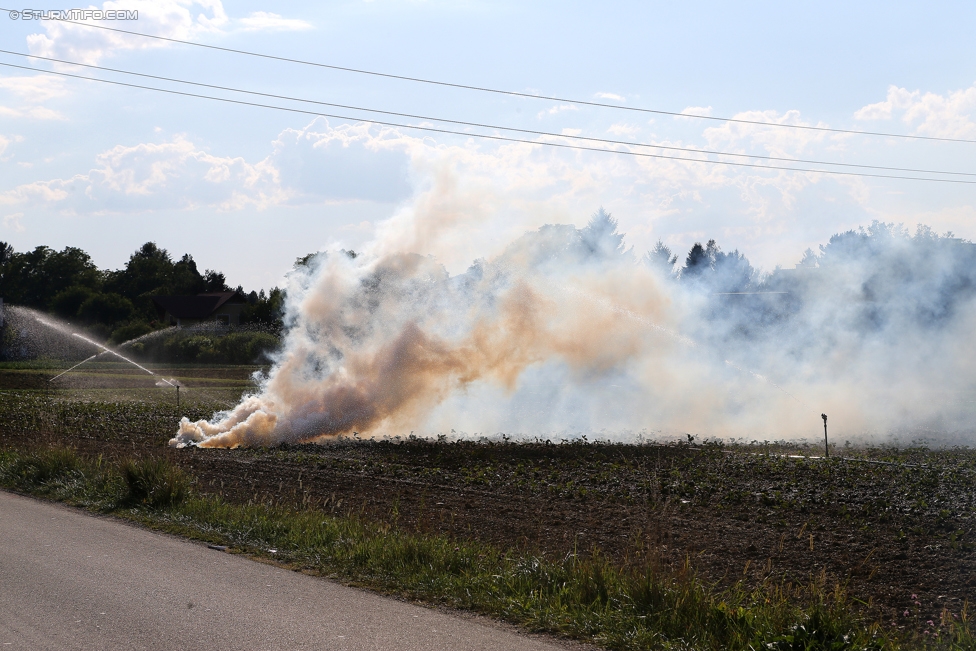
[172,212,976,449]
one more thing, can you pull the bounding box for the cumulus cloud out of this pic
[25,1,229,65]
[0,121,414,214]
[678,106,713,118]
[269,119,412,203]
[3,111,962,278]
[854,84,976,139]
[607,123,640,137]
[0,76,68,120]
[0,105,65,120]
[700,109,842,158]
[239,11,314,31]
[0,76,68,103]
[3,213,25,232]
[537,104,579,119]
[595,92,626,102]
[0,135,285,212]
[22,1,313,65]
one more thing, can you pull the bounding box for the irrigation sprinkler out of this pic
[821,413,828,458]
[176,384,180,409]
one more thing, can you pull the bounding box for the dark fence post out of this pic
[821,413,828,458]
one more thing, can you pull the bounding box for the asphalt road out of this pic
[0,491,574,651]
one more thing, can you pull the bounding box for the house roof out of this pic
[151,292,245,319]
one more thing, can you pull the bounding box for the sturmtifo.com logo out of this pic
[9,8,138,20]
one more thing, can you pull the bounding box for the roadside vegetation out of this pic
[6,445,973,651]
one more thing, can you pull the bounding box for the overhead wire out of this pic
[4,49,974,179]
[3,10,974,145]
[1,60,974,185]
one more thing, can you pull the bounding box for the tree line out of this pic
[0,240,283,345]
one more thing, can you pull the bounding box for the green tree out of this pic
[0,245,102,308]
[105,242,178,299]
[579,208,627,259]
[643,240,678,277]
[0,241,12,267]
[50,286,96,320]
[78,293,136,327]
[203,269,228,292]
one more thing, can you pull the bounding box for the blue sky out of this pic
[1,0,975,291]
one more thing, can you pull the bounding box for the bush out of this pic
[109,321,153,346]
[215,331,279,364]
[121,458,189,509]
[139,328,280,363]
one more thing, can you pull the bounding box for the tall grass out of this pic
[0,446,972,650]
[120,457,189,508]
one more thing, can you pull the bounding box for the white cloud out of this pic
[239,11,314,31]
[23,2,315,65]
[4,112,959,280]
[854,84,976,139]
[0,76,68,103]
[269,118,413,203]
[536,104,579,119]
[0,135,285,212]
[3,213,25,232]
[25,1,229,65]
[607,123,640,138]
[0,76,68,120]
[0,122,414,214]
[679,106,713,118]
[700,109,842,158]
[595,92,626,102]
[0,105,65,120]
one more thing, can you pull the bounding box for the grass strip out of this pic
[1,445,972,651]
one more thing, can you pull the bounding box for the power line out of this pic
[1,60,974,185]
[4,11,974,145]
[6,49,974,179]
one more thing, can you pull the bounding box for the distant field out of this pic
[0,361,262,404]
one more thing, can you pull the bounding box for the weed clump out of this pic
[11,446,79,486]
[121,458,189,509]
